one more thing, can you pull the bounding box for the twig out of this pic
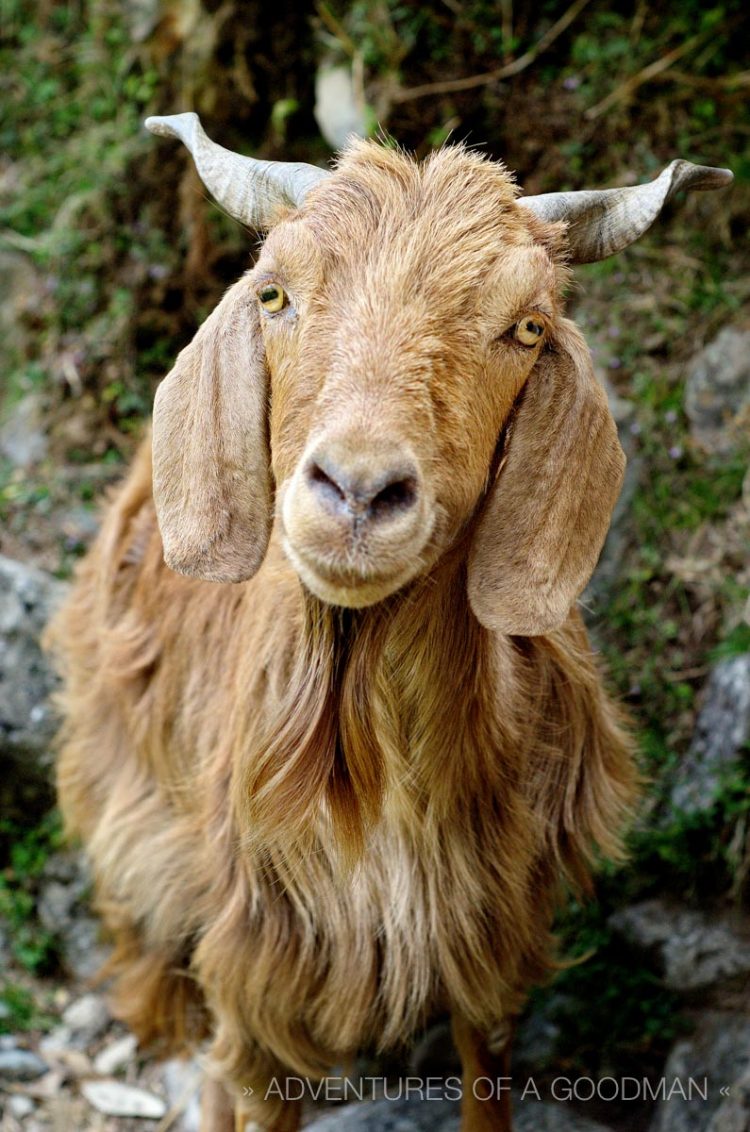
[585,31,709,120]
[661,68,750,92]
[315,2,358,59]
[393,0,593,103]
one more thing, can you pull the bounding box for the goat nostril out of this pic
[307,460,347,507]
[370,476,418,520]
[306,453,420,524]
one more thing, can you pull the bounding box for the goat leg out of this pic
[200,1077,236,1132]
[451,1014,514,1132]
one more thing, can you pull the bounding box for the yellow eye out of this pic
[514,316,546,347]
[258,283,286,313]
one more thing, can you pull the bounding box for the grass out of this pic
[0,811,64,976]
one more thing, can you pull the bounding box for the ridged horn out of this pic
[520,160,733,264]
[145,112,330,229]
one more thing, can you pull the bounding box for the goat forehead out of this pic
[302,141,533,276]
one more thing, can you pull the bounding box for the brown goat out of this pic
[47,122,731,1132]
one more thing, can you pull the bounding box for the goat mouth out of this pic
[283,539,424,609]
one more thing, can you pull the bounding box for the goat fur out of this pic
[48,139,639,1129]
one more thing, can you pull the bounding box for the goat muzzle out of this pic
[282,433,434,608]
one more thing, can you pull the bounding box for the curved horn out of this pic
[520,160,733,264]
[145,112,330,230]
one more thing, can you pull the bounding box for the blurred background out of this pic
[0,2,748,1130]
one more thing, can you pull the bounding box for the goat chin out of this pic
[282,535,425,609]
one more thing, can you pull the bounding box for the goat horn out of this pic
[519,160,733,264]
[144,112,330,229]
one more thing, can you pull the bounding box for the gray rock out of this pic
[8,1094,36,1118]
[61,993,110,1045]
[0,555,68,767]
[610,899,750,994]
[648,1011,750,1132]
[38,850,108,981]
[162,1057,202,1132]
[584,377,641,608]
[304,1096,612,1131]
[668,655,750,817]
[314,64,369,149]
[706,1066,750,1131]
[304,1096,460,1132]
[515,995,568,1068]
[685,327,750,455]
[81,1079,167,1118]
[93,1032,139,1076]
[0,251,39,364]
[0,393,48,469]
[0,1047,49,1081]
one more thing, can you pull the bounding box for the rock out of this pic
[303,1097,460,1132]
[162,1057,202,1132]
[38,850,108,981]
[93,1032,139,1076]
[61,993,110,1045]
[610,899,750,994]
[685,326,750,455]
[648,1011,750,1132]
[584,377,641,608]
[303,1096,612,1131]
[515,1106,613,1132]
[0,392,48,469]
[8,1094,36,1118]
[706,1065,750,1131]
[39,1026,73,1057]
[0,555,67,770]
[0,1047,49,1081]
[81,1079,167,1118]
[315,64,370,149]
[668,655,750,817]
[0,251,40,365]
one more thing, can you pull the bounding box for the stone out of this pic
[93,1032,139,1076]
[0,251,40,365]
[61,993,110,1045]
[668,655,750,817]
[706,1065,750,1131]
[38,850,108,981]
[162,1057,202,1132]
[315,64,370,149]
[648,1011,750,1132]
[0,1047,49,1081]
[0,393,48,468]
[303,1096,613,1131]
[0,555,68,770]
[8,1094,35,1118]
[609,899,750,994]
[685,326,750,455]
[81,1079,167,1118]
[584,377,641,608]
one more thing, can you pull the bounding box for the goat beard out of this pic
[235,594,390,870]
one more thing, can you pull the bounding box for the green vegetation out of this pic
[0,811,64,975]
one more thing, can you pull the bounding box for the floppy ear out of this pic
[467,319,625,635]
[152,279,272,583]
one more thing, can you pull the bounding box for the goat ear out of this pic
[467,320,625,635]
[152,279,272,583]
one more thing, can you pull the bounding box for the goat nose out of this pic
[306,452,419,524]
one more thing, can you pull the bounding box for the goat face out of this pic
[153,141,626,633]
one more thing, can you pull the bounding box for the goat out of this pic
[47,114,732,1132]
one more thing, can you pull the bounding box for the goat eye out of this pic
[514,316,545,347]
[258,284,287,313]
